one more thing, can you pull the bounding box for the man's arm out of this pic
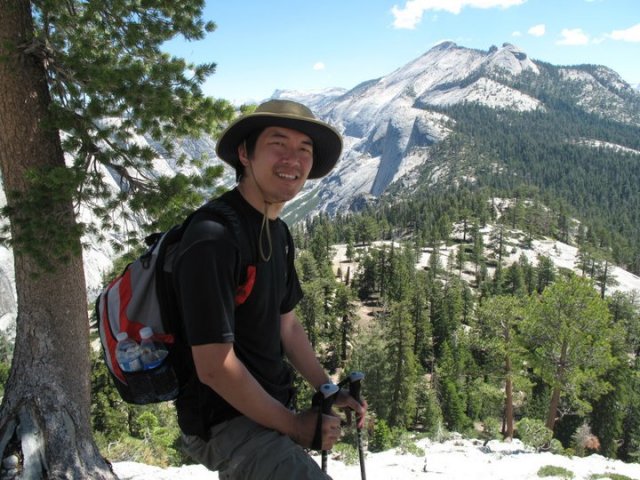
[191,343,295,432]
[280,310,330,389]
[280,310,368,427]
[191,342,341,448]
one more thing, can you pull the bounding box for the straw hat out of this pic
[216,99,343,179]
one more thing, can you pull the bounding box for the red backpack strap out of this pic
[235,265,256,305]
[196,199,259,306]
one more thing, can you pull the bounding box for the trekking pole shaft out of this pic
[349,373,367,480]
[319,383,339,473]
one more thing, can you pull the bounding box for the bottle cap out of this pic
[116,331,128,341]
[140,326,153,339]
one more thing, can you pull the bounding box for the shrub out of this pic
[548,438,565,455]
[517,417,553,451]
[481,417,503,442]
[394,430,425,456]
[572,423,600,457]
[369,418,393,452]
[333,442,359,465]
[537,465,574,478]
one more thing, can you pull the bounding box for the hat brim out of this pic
[216,113,342,180]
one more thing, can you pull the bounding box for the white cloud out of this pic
[391,0,527,29]
[313,62,326,71]
[528,24,545,37]
[557,28,590,45]
[512,30,522,37]
[608,23,640,42]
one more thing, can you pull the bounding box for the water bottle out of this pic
[139,326,168,370]
[115,332,142,372]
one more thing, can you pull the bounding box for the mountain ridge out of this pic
[278,41,639,225]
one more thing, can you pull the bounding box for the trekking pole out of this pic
[319,382,339,473]
[348,371,367,480]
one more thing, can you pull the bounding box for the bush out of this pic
[369,419,393,452]
[537,465,574,478]
[397,432,425,457]
[517,417,553,451]
[91,351,189,466]
[548,438,565,455]
[572,423,600,457]
[333,442,359,465]
[481,417,503,442]
[588,474,634,480]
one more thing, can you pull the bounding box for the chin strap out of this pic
[258,202,273,262]
[243,142,274,262]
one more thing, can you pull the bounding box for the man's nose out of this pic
[281,146,302,163]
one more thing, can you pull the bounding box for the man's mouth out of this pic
[276,172,299,180]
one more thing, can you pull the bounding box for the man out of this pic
[174,99,366,479]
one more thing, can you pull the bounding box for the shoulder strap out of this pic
[197,198,257,267]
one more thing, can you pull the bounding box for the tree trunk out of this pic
[504,357,514,440]
[0,1,115,478]
[545,386,561,432]
[503,322,514,439]
[545,340,568,432]
[600,261,608,299]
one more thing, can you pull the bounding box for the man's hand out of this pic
[335,388,368,429]
[289,409,341,450]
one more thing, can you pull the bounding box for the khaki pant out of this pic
[181,416,331,480]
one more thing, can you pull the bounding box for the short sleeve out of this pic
[279,224,303,314]
[174,214,240,346]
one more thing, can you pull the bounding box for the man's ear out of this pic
[238,142,250,166]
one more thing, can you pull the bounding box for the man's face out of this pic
[240,126,314,203]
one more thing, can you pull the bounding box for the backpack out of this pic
[95,199,256,405]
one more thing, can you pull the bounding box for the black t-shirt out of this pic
[173,188,303,437]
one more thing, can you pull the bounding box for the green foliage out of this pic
[537,465,574,479]
[94,433,185,467]
[522,275,619,428]
[332,442,359,466]
[548,438,565,455]
[90,351,188,466]
[517,418,553,451]
[370,418,393,452]
[384,301,418,428]
[0,334,12,397]
[439,376,469,432]
[90,351,129,442]
[414,380,443,434]
[481,417,503,442]
[2,0,235,263]
[396,431,426,456]
[302,157,639,462]
[588,474,634,480]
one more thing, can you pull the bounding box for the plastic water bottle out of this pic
[139,327,168,370]
[115,332,142,372]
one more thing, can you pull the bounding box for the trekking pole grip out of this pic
[318,382,339,473]
[320,382,339,414]
[348,371,364,405]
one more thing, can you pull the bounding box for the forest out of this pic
[5,187,630,468]
[292,189,640,461]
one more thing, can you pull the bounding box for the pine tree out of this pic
[436,341,470,432]
[522,275,618,432]
[535,255,556,293]
[0,3,228,475]
[476,295,528,439]
[384,301,417,428]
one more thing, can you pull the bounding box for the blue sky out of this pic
[164,0,640,105]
